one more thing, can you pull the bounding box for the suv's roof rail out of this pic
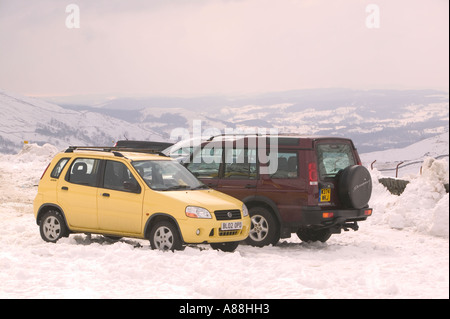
[65,146,167,157]
[207,133,262,142]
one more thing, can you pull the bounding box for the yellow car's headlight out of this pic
[185,206,212,219]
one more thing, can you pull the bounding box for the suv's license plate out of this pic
[320,188,331,202]
[221,221,243,230]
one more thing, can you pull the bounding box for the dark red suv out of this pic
[185,135,372,247]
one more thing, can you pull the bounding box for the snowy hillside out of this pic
[0,90,164,154]
[3,88,448,154]
[0,139,448,299]
[361,132,449,178]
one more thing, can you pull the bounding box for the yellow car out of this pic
[34,146,250,252]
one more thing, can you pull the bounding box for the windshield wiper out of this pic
[190,184,209,190]
[162,185,192,191]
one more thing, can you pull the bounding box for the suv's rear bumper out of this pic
[300,206,372,227]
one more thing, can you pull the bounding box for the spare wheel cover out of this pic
[338,165,372,209]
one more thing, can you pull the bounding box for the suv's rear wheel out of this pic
[149,221,183,251]
[210,241,240,252]
[40,210,68,243]
[297,228,332,243]
[246,207,279,247]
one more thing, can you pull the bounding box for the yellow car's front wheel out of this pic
[149,221,183,251]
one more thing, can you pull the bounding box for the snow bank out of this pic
[0,144,59,204]
[14,143,59,162]
[0,143,59,165]
[368,157,449,238]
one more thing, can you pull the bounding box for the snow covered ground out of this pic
[0,142,448,299]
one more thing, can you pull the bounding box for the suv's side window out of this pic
[103,160,141,193]
[67,158,101,186]
[187,147,223,179]
[224,148,257,179]
[270,152,298,179]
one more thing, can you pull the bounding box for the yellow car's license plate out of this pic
[320,188,331,202]
[221,221,243,231]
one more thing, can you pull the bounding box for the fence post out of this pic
[395,162,404,178]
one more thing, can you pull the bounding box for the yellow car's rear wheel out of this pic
[40,210,68,243]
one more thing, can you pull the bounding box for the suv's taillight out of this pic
[308,162,318,185]
[40,163,51,180]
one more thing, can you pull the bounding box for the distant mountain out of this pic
[2,88,448,154]
[60,88,449,153]
[0,90,164,154]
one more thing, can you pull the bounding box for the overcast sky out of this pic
[0,0,448,98]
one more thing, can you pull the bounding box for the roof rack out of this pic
[207,133,262,142]
[206,132,309,142]
[64,146,167,157]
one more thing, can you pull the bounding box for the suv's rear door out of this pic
[314,139,358,208]
[256,150,307,222]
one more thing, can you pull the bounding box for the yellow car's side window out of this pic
[67,158,100,187]
[103,160,141,193]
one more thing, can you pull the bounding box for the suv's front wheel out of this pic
[246,207,279,247]
[210,241,240,252]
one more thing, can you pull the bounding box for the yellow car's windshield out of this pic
[132,160,207,191]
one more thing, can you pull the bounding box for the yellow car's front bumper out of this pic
[177,216,251,244]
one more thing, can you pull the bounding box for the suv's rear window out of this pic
[270,152,298,179]
[316,144,356,178]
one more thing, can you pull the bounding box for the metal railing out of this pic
[370,154,449,178]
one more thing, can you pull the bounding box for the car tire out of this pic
[338,165,372,209]
[149,221,183,251]
[210,241,240,252]
[297,228,332,243]
[246,206,279,247]
[39,210,69,243]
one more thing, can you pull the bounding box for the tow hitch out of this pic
[325,218,359,234]
[342,221,359,231]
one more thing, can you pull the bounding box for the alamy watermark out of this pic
[65,4,80,29]
[168,120,280,175]
[366,4,380,29]
[64,3,379,30]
